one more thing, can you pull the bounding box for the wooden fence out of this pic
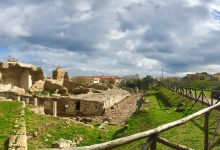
[161,82,220,106]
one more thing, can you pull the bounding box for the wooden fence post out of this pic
[150,134,158,150]
[204,112,210,150]
[202,89,204,106]
[195,89,197,100]
[211,92,213,106]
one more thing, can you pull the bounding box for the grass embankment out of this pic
[25,110,121,149]
[0,101,22,150]
[113,88,220,150]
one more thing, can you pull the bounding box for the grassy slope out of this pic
[25,110,121,149]
[113,88,220,150]
[0,101,22,150]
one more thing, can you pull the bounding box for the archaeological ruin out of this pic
[0,58,130,117]
[0,58,45,91]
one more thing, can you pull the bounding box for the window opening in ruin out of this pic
[76,101,80,110]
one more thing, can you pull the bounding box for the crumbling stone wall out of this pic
[30,80,45,93]
[37,96,104,116]
[52,67,69,85]
[0,60,45,91]
[44,79,68,94]
[79,100,104,115]
[20,69,32,90]
[63,80,83,91]
[1,88,130,117]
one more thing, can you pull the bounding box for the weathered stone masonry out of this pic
[0,88,130,117]
[0,61,45,91]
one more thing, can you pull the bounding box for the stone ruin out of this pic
[0,58,45,94]
[53,67,69,84]
[0,58,130,117]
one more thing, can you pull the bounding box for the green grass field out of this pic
[0,101,22,150]
[25,109,121,149]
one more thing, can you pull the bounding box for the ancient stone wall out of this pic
[0,61,45,91]
[30,68,45,83]
[103,90,130,109]
[63,80,83,91]
[37,96,104,116]
[44,79,68,94]
[79,100,104,115]
[71,77,94,85]
[0,88,130,117]
[0,67,23,86]
[30,80,45,92]
[52,67,68,85]
[20,69,32,90]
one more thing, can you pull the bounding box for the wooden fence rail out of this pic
[161,83,220,106]
[49,102,220,150]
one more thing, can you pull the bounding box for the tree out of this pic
[141,75,154,90]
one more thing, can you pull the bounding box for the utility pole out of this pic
[162,68,164,80]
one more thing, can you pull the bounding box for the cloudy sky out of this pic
[0,0,220,77]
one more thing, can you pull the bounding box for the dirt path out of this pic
[104,93,143,125]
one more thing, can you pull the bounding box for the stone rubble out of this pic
[98,121,109,129]
[29,106,45,115]
[30,80,45,93]
[44,79,68,94]
[52,138,76,148]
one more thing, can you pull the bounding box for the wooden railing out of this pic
[48,102,220,150]
[161,82,220,106]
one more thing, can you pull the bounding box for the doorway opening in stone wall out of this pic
[75,101,80,111]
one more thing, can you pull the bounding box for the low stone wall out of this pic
[8,103,27,150]
[38,96,104,116]
[0,89,130,117]
[0,91,104,116]
[103,90,130,109]
[63,80,83,91]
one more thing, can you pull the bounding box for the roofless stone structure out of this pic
[0,58,45,91]
[0,58,131,117]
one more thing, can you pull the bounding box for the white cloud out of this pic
[0,6,32,37]
[0,0,220,77]
[108,29,126,40]
[199,64,220,74]
[136,58,160,70]
[184,0,202,7]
